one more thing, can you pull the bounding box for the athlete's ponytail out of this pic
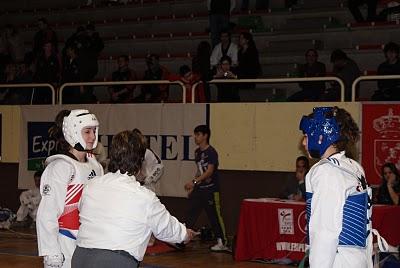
[49,110,72,155]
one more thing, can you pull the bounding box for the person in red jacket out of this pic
[169,65,206,103]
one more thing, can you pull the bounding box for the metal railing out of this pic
[191,77,346,103]
[0,83,56,104]
[352,75,400,101]
[59,80,186,104]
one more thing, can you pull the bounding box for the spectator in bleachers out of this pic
[61,45,82,104]
[237,32,261,90]
[208,0,236,47]
[138,54,171,102]
[1,24,24,63]
[210,30,238,70]
[213,55,239,102]
[348,0,378,22]
[63,26,86,66]
[33,18,58,58]
[169,65,206,103]
[33,42,60,104]
[4,53,35,105]
[0,61,17,104]
[325,49,360,101]
[83,24,104,82]
[288,49,326,101]
[192,41,212,102]
[34,42,60,85]
[108,55,137,103]
[372,42,400,101]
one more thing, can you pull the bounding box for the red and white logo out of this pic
[373,108,400,178]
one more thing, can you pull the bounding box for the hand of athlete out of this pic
[184,228,200,243]
[184,180,194,192]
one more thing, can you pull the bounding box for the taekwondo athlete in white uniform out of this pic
[36,109,104,268]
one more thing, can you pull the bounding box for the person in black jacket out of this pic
[207,0,236,47]
[237,32,261,90]
[33,18,58,58]
[372,42,400,101]
[376,163,400,205]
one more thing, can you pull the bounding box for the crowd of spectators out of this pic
[0,18,104,104]
[0,0,400,104]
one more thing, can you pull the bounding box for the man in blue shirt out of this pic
[184,125,228,251]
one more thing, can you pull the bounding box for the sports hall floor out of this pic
[0,228,293,268]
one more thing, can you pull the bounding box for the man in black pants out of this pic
[184,125,228,251]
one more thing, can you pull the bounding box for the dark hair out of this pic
[381,162,400,182]
[119,55,129,62]
[305,48,318,58]
[76,25,85,33]
[179,65,191,76]
[194,125,211,143]
[220,29,231,37]
[332,106,360,152]
[5,24,18,36]
[86,23,95,31]
[240,32,256,49]
[383,42,399,55]
[108,130,146,176]
[296,156,309,169]
[330,49,348,62]
[23,52,34,66]
[34,171,43,178]
[220,55,232,65]
[132,128,148,147]
[48,110,72,154]
[38,17,48,25]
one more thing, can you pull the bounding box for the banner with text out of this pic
[362,103,400,185]
[18,104,206,197]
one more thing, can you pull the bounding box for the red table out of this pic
[234,198,400,262]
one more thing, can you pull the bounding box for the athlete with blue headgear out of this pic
[299,106,375,268]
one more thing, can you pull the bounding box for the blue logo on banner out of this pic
[27,122,55,171]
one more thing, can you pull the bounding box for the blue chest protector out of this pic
[306,192,368,247]
[306,160,370,248]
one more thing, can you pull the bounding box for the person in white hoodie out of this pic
[72,130,195,268]
[299,106,373,268]
[36,109,104,268]
[14,171,42,227]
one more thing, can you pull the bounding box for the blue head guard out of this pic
[299,107,340,158]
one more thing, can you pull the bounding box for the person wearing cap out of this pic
[299,106,373,267]
[36,109,104,268]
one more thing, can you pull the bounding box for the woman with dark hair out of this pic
[237,32,261,80]
[36,109,104,268]
[376,162,400,205]
[192,41,212,101]
[300,106,373,267]
[214,55,239,102]
[72,130,195,268]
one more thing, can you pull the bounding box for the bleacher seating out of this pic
[1,0,399,101]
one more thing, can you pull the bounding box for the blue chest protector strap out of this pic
[306,160,370,248]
